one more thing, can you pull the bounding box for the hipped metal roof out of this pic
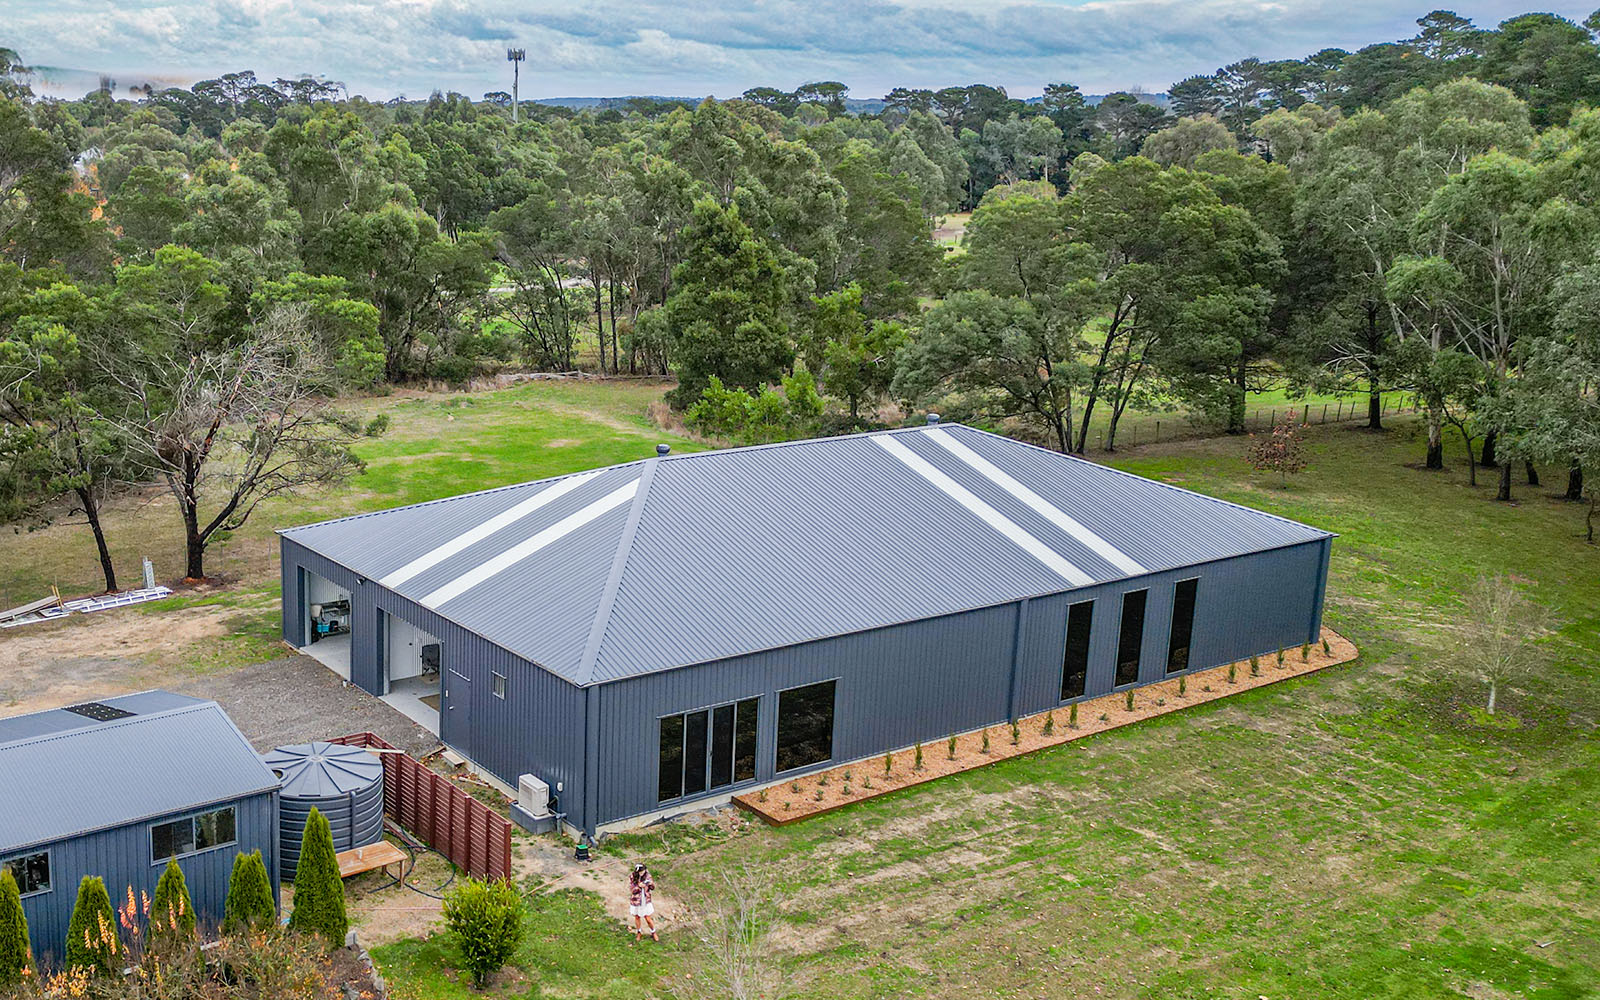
[0,691,282,854]
[282,424,1331,687]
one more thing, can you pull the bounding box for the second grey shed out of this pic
[280,423,1334,837]
[262,741,385,876]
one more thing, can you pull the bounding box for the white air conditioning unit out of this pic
[518,774,551,817]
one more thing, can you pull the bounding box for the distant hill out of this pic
[534,92,1166,113]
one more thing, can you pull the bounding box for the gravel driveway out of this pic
[178,653,439,757]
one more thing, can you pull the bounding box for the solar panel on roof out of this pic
[62,702,137,722]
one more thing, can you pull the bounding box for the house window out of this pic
[776,680,836,773]
[1115,589,1148,687]
[151,806,236,865]
[1061,600,1093,700]
[3,851,49,896]
[491,671,507,699]
[1166,578,1198,674]
[658,697,762,803]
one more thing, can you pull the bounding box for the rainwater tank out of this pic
[263,741,385,877]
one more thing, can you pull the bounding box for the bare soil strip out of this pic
[734,629,1358,824]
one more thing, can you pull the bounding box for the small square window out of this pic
[491,671,507,699]
[195,807,236,851]
[3,851,50,896]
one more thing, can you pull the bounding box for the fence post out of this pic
[1155,420,1161,441]
[1270,409,1276,428]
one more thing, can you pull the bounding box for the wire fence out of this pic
[1085,393,1422,453]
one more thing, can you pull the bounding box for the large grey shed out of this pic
[0,692,281,966]
[279,423,1333,837]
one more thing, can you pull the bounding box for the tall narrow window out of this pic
[776,680,836,773]
[710,704,735,789]
[734,698,759,782]
[1116,589,1147,686]
[657,714,684,803]
[1061,600,1093,700]
[683,710,709,796]
[1167,578,1198,674]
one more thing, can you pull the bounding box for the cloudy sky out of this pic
[6,0,1593,102]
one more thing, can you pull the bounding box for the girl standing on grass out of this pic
[629,863,658,943]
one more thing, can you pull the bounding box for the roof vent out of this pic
[63,702,136,722]
[656,444,671,456]
[926,412,941,425]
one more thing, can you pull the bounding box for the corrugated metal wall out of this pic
[592,539,1330,828]
[15,792,277,969]
[280,538,588,824]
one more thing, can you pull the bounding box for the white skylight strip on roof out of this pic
[925,428,1147,577]
[380,471,605,588]
[417,478,640,610]
[873,435,1094,588]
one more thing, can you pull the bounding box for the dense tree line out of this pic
[5,7,1600,594]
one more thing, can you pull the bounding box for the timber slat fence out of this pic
[329,731,513,882]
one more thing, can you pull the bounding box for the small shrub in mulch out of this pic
[981,729,991,753]
[817,773,828,786]
[1125,690,1135,712]
[883,752,893,775]
[947,734,958,759]
[913,742,924,771]
[1069,704,1078,728]
[1009,721,1020,745]
[1276,646,1286,667]
[1178,676,1187,697]
[1042,711,1054,736]
[1301,643,1311,661]
[1230,663,1239,684]
[1322,637,1331,655]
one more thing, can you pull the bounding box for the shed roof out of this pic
[282,424,1331,686]
[0,692,281,854]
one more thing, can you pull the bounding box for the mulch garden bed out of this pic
[733,628,1358,825]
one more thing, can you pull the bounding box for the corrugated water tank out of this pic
[262,741,385,877]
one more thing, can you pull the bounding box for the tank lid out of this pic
[260,741,384,797]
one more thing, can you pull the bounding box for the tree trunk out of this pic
[593,277,606,374]
[76,486,118,593]
[1525,461,1539,487]
[1567,461,1584,501]
[1367,381,1382,430]
[1365,305,1383,430]
[1425,401,1444,469]
[1227,356,1247,435]
[1479,429,1497,468]
[184,510,206,581]
[1588,494,1596,544]
[1486,681,1497,716]
[1497,461,1511,502]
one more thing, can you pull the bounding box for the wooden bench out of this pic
[335,841,409,886]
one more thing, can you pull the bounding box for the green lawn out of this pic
[379,417,1597,999]
[0,380,703,610]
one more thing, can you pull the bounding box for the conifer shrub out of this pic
[150,857,196,947]
[1301,643,1311,661]
[1009,720,1020,745]
[1276,646,1286,667]
[1125,690,1135,712]
[981,728,991,753]
[913,742,924,771]
[1322,637,1331,655]
[883,752,893,775]
[1229,662,1238,684]
[0,870,30,986]
[1068,704,1078,728]
[287,808,347,949]
[1178,676,1187,697]
[442,877,524,989]
[64,876,118,977]
[947,734,958,759]
[1042,711,1055,737]
[222,850,276,933]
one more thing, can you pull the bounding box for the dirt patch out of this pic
[735,629,1359,824]
[513,836,683,935]
[0,602,240,713]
